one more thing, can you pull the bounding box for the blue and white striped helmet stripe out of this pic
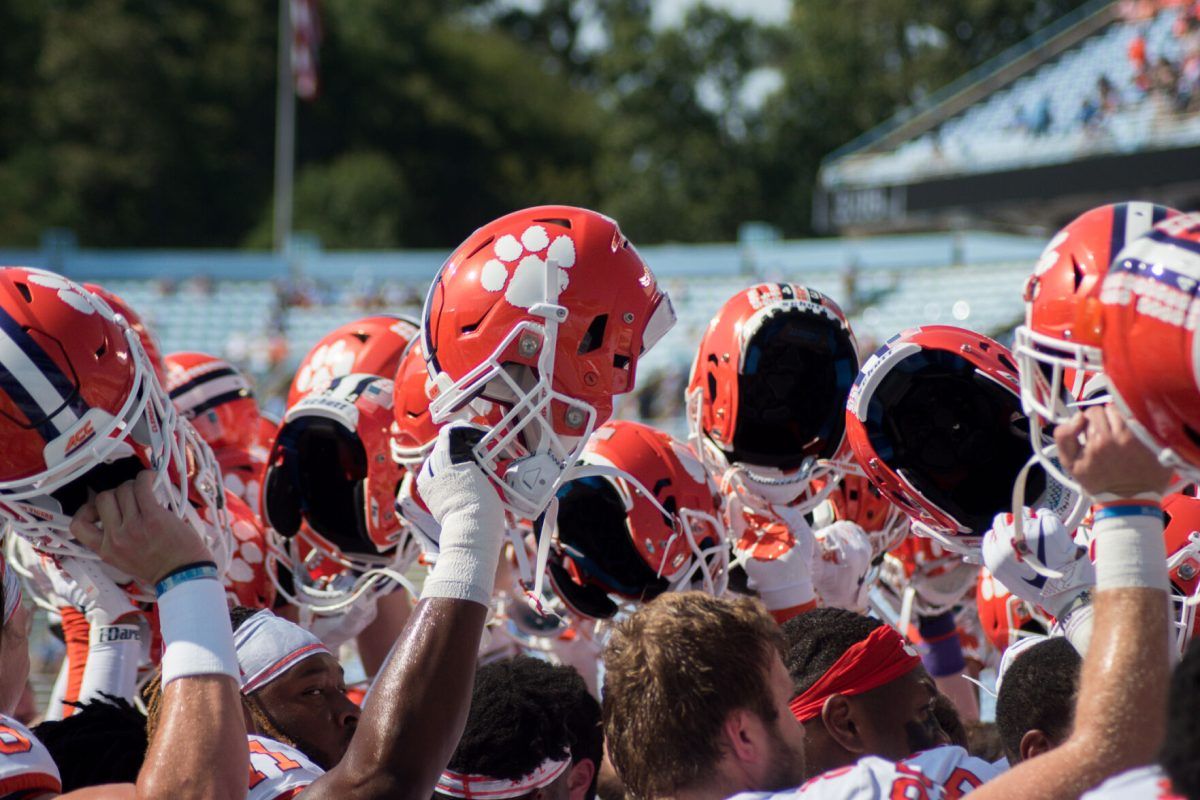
[0,306,90,441]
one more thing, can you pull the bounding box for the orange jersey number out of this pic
[247,739,303,789]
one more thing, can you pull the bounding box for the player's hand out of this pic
[728,495,816,612]
[983,508,1094,619]
[416,423,506,605]
[417,423,503,533]
[70,470,212,585]
[1054,406,1172,498]
[811,521,873,611]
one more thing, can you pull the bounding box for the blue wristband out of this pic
[1092,503,1162,522]
[156,561,219,597]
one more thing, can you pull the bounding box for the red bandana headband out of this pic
[788,624,921,723]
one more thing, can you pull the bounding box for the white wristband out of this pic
[158,577,239,686]
[1093,511,1168,591]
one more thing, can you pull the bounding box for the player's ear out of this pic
[1019,728,1055,762]
[566,758,596,800]
[723,707,774,765]
[821,694,867,754]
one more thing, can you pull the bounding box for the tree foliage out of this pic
[0,0,1091,248]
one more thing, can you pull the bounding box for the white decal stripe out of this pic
[0,326,80,428]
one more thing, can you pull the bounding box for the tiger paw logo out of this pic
[294,340,356,397]
[26,271,110,317]
[478,225,576,309]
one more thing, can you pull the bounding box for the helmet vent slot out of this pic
[534,218,572,229]
[15,283,31,303]
[465,236,495,260]
[578,314,608,354]
[1183,424,1200,451]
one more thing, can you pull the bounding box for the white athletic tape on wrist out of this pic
[420,460,505,606]
[158,577,239,686]
[1093,509,1169,591]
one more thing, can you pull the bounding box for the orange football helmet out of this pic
[1101,212,1200,483]
[421,206,674,517]
[539,421,727,619]
[686,283,860,512]
[288,315,419,407]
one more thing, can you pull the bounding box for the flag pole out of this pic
[272,0,295,257]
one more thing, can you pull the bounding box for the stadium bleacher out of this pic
[824,5,1200,189]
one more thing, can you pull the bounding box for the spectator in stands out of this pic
[1151,55,1179,98]
[1098,75,1122,115]
[1078,95,1101,129]
[1030,96,1052,135]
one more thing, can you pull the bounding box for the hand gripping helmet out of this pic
[846,326,1079,555]
[421,206,675,517]
[811,472,910,560]
[263,373,415,613]
[535,420,728,619]
[1101,212,1200,482]
[975,567,1053,654]
[686,283,860,512]
[0,268,231,586]
[287,314,419,407]
[1014,202,1179,490]
[1164,491,1200,654]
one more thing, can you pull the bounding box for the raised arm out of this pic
[302,424,505,800]
[971,406,1173,799]
[71,471,247,800]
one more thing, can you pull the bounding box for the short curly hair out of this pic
[995,637,1081,764]
[434,656,601,799]
[602,592,784,800]
[781,607,882,694]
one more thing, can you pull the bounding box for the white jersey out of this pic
[730,756,946,800]
[1081,765,1181,799]
[247,735,325,800]
[903,746,1002,798]
[0,714,61,798]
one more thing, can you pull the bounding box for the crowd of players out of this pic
[0,202,1197,799]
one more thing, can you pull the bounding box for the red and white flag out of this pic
[291,0,321,101]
